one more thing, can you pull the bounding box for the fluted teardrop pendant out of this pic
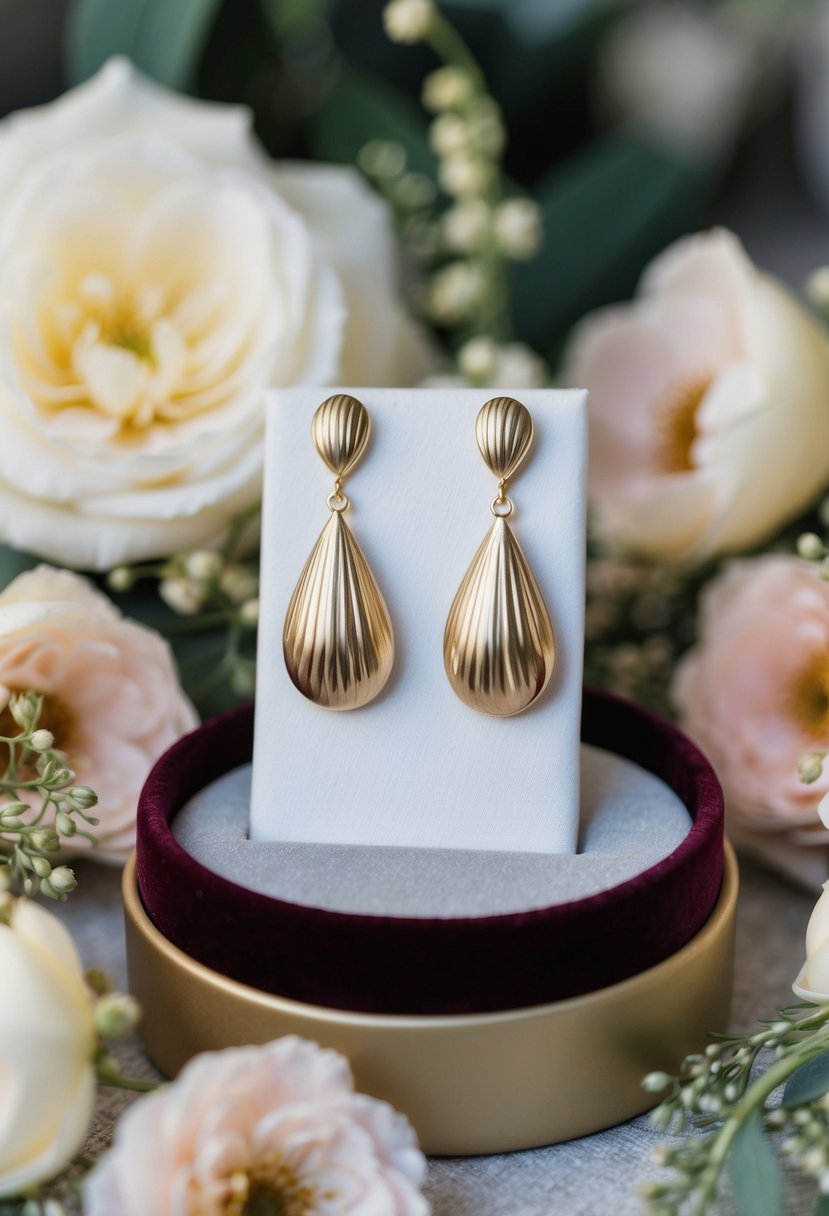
[284,510,394,710]
[444,516,555,717]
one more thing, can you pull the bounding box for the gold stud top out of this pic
[475,397,533,482]
[312,394,371,479]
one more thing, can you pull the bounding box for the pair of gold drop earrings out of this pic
[282,393,556,717]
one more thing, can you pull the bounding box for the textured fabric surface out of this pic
[61,854,816,1215]
[136,692,724,1014]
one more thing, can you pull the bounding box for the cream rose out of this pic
[564,229,829,562]
[0,565,197,862]
[0,58,434,570]
[0,898,96,1197]
[795,881,829,1002]
[85,1036,429,1216]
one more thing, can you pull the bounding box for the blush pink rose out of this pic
[563,228,829,562]
[84,1036,429,1216]
[0,565,197,862]
[673,555,829,885]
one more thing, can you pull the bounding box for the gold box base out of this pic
[124,845,737,1156]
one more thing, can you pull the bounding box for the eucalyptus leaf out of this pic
[66,0,223,88]
[817,1197,829,1216]
[310,64,435,176]
[513,133,712,361]
[782,1050,829,1109]
[728,1111,783,1216]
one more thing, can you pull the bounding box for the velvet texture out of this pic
[135,689,724,1015]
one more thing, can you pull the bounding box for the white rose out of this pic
[0,58,435,571]
[0,899,96,1196]
[795,882,829,1002]
[564,229,829,562]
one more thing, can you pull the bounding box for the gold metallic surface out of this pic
[124,845,737,1156]
[283,511,394,710]
[445,398,555,717]
[444,517,556,717]
[283,395,393,710]
[311,393,371,478]
[475,395,534,482]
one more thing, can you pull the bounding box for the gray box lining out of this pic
[173,743,691,917]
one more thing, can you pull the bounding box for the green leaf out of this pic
[514,133,713,361]
[782,1050,829,1108]
[259,0,334,42]
[310,64,435,176]
[66,0,223,89]
[728,1112,783,1216]
[816,1196,829,1216]
[0,546,39,591]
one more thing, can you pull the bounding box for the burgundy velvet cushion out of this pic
[135,689,724,1015]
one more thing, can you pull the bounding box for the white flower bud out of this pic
[357,139,406,179]
[442,199,491,253]
[56,810,77,837]
[10,691,40,730]
[493,198,542,260]
[467,99,505,157]
[68,785,98,811]
[642,1070,670,1093]
[492,342,548,389]
[798,531,825,560]
[426,261,488,324]
[458,337,498,382]
[183,550,223,581]
[382,0,435,44]
[29,728,54,752]
[392,172,436,210]
[48,865,77,895]
[31,854,52,879]
[439,153,491,198]
[430,113,470,157]
[808,267,829,311]
[799,752,826,784]
[800,879,829,998]
[238,598,260,628]
[422,66,475,112]
[30,828,60,852]
[107,566,135,593]
[94,992,141,1040]
[219,564,259,605]
[160,577,205,616]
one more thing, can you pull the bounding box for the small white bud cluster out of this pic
[799,752,826,785]
[95,991,142,1040]
[457,337,547,389]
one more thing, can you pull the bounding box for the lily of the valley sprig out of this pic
[372,0,547,389]
[0,691,99,901]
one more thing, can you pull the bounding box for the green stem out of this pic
[426,13,485,82]
[693,1020,829,1214]
[96,1064,159,1093]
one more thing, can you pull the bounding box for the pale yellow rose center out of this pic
[656,378,710,474]
[14,270,240,435]
[224,1162,324,1216]
[791,656,829,740]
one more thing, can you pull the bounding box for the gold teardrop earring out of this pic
[283,394,394,710]
[444,396,556,717]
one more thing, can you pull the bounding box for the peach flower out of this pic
[0,565,197,862]
[563,229,829,562]
[84,1037,429,1216]
[673,555,829,886]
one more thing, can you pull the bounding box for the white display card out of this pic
[250,387,587,854]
